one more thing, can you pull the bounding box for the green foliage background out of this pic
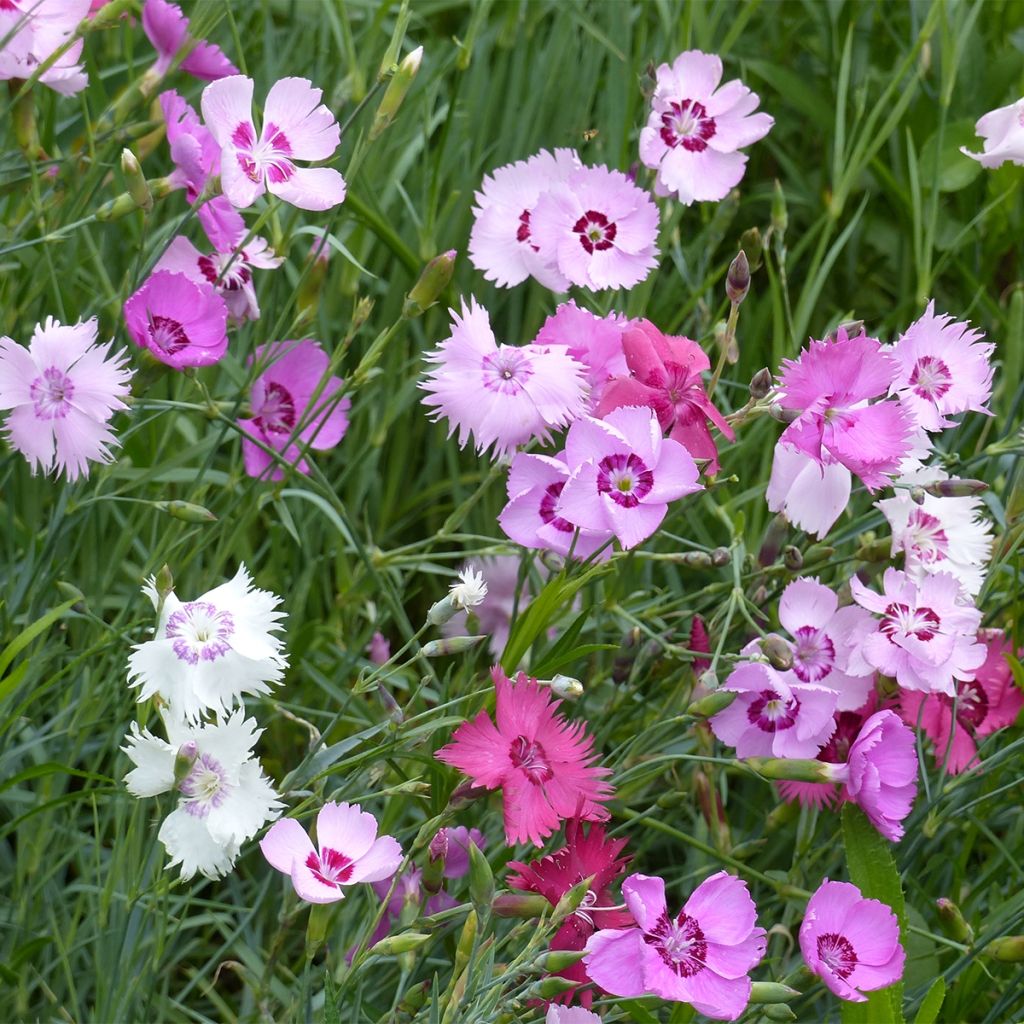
[1,0,1023,1021]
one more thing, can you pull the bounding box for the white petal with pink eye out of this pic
[346,835,403,884]
[260,817,316,873]
[290,856,347,904]
[206,760,282,847]
[670,49,723,98]
[315,801,380,862]
[564,415,631,469]
[603,497,665,550]
[201,75,256,149]
[767,443,852,539]
[262,77,340,161]
[220,153,265,209]
[122,724,176,797]
[159,806,239,881]
[267,166,348,212]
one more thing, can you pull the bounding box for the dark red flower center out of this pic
[254,381,297,434]
[307,847,355,887]
[198,252,253,292]
[942,678,989,730]
[881,603,940,642]
[791,626,835,683]
[539,481,575,533]
[645,911,707,977]
[509,735,554,783]
[148,314,191,355]
[660,99,717,152]
[904,509,949,564]
[233,120,295,185]
[596,452,654,508]
[573,209,617,254]
[747,688,800,732]
[909,355,952,401]
[817,932,857,980]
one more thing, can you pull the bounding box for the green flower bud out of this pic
[368,931,432,956]
[371,45,423,140]
[420,635,486,658]
[467,838,494,916]
[771,180,788,236]
[749,367,773,400]
[492,892,550,918]
[749,981,801,1004]
[935,898,974,944]
[172,740,198,786]
[552,874,595,924]
[305,902,334,961]
[760,634,794,671]
[910,486,927,505]
[549,674,583,700]
[745,757,841,783]
[153,500,217,523]
[826,319,864,343]
[726,250,750,305]
[711,547,732,567]
[984,936,1024,962]
[530,977,579,1000]
[924,479,988,498]
[403,250,456,318]
[536,949,587,971]
[121,148,153,212]
[783,545,803,571]
[739,227,763,271]
[758,513,789,566]
[687,690,738,718]
[763,1004,797,1022]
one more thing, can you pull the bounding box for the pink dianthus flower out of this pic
[800,880,905,1002]
[960,97,1024,169]
[0,0,89,96]
[584,871,766,1020]
[639,49,773,204]
[159,90,221,201]
[201,75,346,211]
[0,317,132,481]
[238,340,350,481]
[142,0,237,81]
[435,667,613,847]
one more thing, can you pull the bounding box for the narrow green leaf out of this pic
[912,978,945,1024]
[0,597,78,679]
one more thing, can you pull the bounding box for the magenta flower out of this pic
[0,317,132,481]
[420,298,588,460]
[639,50,774,205]
[508,821,632,1006]
[710,661,838,758]
[960,97,1024,169]
[201,75,346,211]
[124,270,229,369]
[155,198,282,323]
[260,801,402,904]
[777,329,913,490]
[595,319,734,472]
[800,880,905,1002]
[435,667,613,847]
[468,148,581,291]
[532,164,659,291]
[848,568,985,696]
[142,0,238,81]
[889,302,994,432]
[499,453,614,560]
[899,629,1024,774]
[831,710,918,842]
[534,301,628,409]
[766,444,852,539]
[557,406,702,550]
[159,90,221,201]
[0,0,89,96]
[584,871,766,1020]
[238,340,350,482]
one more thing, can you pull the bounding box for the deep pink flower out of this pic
[201,75,346,211]
[155,198,282,322]
[435,667,613,847]
[899,629,1024,774]
[557,406,702,550]
[420,298,588,460]
[766,443,852,539]
[0,0,89,95]
[534,301,628,409]
[508,821,632,1006]
[777,329,913,490]
[596,319,734,472]
[638,50,773,205]
[238,340,350,481]
[260,801,402,904]
[0,317,132,481]
[159,90,221,201]
[848,569,985,696]
[532,165,659,291]
[584,871,766,1020]
[830,710,918,842]
[500,453,614,560]
[142,0,238,81]
[800,880,905,1002]
[889,302,994,432]
[469,148,581,290]
[710,661,838,758]
[690,615,712,677]
[124,270,229,369]
[960,97,1024,169]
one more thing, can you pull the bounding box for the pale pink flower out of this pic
[159,90,220,201]
[584,871,766,1019]
[800,880,905,1002]
[899,629,1024,774]
[469,148,581,291]
[830,710,918,842]
[201,75,346,211]
[435,666,613,847]
[0,0,89,96]
[710,661,838,758]
[848,569,985,696]
[557,406,702,550]
[142,0,237,81]
[766,444,851,539]
[260,801,402,904]
[889,303,994,432]
[238,340,350,481]
[420,298,588,460]
[155,198,282,322]
[595,319,734,472]
[534,301,628,409]
[639,50,773,204]
[777,329,913,490]
[960,97,1024,169]
[531,165,659,291]
[368,631,390,665]
[124,270,229,369]
[776,578,876,711]
[546,1008,602,1024]
[0,317,132,481]
[499,453,615,560]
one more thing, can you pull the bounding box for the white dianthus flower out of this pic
[450,567,488,610]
